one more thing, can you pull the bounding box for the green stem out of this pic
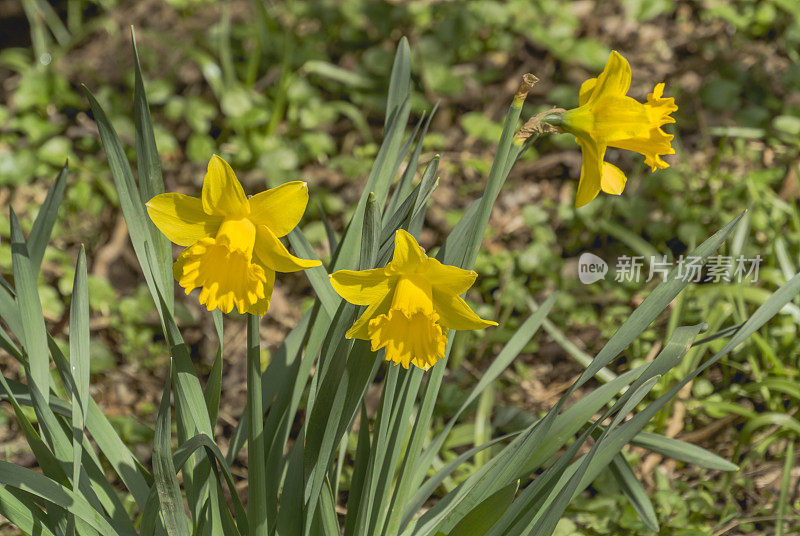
[247,313,268,535]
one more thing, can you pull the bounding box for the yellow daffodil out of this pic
[560,51,678,207]
[330,229,496,370]
[146,155,320,315]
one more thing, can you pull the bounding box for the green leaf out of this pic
[448,481,518,536]
[386,37,410,131]
[70,245,91,494]
[83,86,167,322]
[343,403,373,536]
[9,208,50,401]
[28,163,67,274]
[609,454,659,532]
[153,362,191,536]
[132,27,173,313]
[631,432,738,471]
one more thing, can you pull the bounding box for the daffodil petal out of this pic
[330,268,392,306]
[600,162,627,195]
[202,155,249,217]
[388,229,426,273]
[346,292,393,339]
[588,51,631,104]
[146,193,222,246]
[433,289,496,330]
[423,258,478,296]
[575,140,605,208]
[253,225,321,273]
[248,181,309,237]
[579,77,597,106]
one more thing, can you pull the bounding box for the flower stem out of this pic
[247,313,268,536]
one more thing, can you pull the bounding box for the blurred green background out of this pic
[2,0,800,534]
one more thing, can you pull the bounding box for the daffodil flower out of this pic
[330,230,496,370]
[146,155,321,315]
[560,51,678,207]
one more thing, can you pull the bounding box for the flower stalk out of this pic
[247,313,268,536]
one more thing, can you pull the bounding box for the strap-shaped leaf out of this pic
[69,246,91,497]
[29,163,67,274]
[153,362,191,536]
[9,209,50,401]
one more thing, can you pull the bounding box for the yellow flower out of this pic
[146,155,320,315]
[561,51,678,208]
[330,230,496,370]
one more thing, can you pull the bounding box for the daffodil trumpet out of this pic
[330,229,496,370]
[146,155,321,316]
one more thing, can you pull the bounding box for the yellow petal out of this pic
[253,225,321,273]
[423,258,478,296]
[388,229,427,273]
[579,77,597,106]
[202,155,249,217]
[346,292,393,339]
[330,268,393,306]
[432,289,497,331]
[248,181,309,237]
[587,51,631,104]
[146,193,222,246]
[600,162,627,195]
[574,139,605,208]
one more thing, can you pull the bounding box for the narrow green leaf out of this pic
[276,430,305,536]
[631,432,738,471]
[70,245,91,494]
[132,27,173,312]
[153,362,191,536]
[83,87,165,321]
[609,454,659,532]
[343,404,373,536]
[385,36,410,131]
[447,481,518,536]
[29,163,68,274]
[9,208,50,402]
